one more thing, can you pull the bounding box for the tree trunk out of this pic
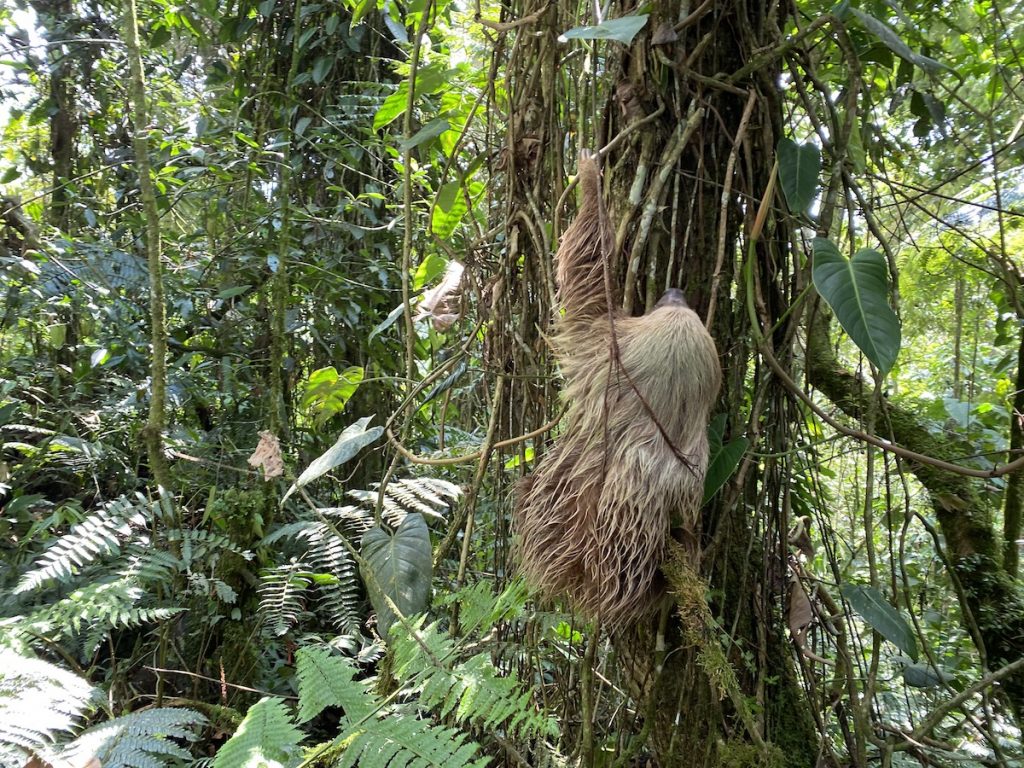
[500,1,820,764]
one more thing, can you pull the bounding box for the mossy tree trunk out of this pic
[123,0,171,493]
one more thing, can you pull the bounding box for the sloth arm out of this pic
[555,151,618,335]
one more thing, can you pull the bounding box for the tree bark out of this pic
[123,0,170,492]
[499,0,820,764]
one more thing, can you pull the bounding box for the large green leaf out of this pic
[777,138,821,214]
[812,237,901,375]
[399,118,450,152]
[299,365,364,425]
[373,63,451,132]
[702,414,749,504]
[431,180,469,239]
[847,8,949,76]
[361,512,432,639]
[559,14,648,44]
[281,417,384,504]
[841,583,918,661]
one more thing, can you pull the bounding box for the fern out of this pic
[169,528,253,570]
[346,477,461,528]
[57,708,206,768]
[259,560,314,636]
[440,578,531,636]
[13,578,183,654]
[295,646,373,723]
[212,698,303,768]
[292,646,489,768]
[0,650,97,761]
[15,495,149,593]
[0,649,204,768]
[391,618,557,741]
[336,716,489,768]
[264,521,361,634]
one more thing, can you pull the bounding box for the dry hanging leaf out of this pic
[248,430,284,480]
[788,577,814,648]
[415,260,464,328]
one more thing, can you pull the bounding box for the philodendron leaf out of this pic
[281,417,384,504]
[559,14,648,44]
[812,237,901,375]
[361,513,432,639]
[841,583,919,661]
[777,138,821,215]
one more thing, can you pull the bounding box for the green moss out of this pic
[718,739,784,768]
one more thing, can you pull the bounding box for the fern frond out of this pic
[320,505,374,536]
[0,649,97,760]
[347,477,461,528]
[57,708,206,768]
[168,528,252,570]
[303,523,361,633]
[14,579,183,653]
[262,522,361,633]
[391,619,557,741]
[336,716,489,768]
[120,545,182,585]
[441,578,530,636]
[259,561,313,636]
[212,698,303,768]
[15,495,150,593]
[295,646,373,724]
[382,478,462,521]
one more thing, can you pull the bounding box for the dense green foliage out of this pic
[1,0,1023,765]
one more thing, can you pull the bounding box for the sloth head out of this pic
[655,288,689,309]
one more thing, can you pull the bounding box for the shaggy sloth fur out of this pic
[514,151,721,627]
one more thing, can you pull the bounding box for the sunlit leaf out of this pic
[560,14,649,44]
[812,238,901,375]
[281,417,383,504]
[777,138,820,215]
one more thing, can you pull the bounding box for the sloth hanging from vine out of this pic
[514,151,721,628]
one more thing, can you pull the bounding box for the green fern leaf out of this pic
[440,578,530,635]
[391,619,557,741]
[13,579,183,653]
[58,708,206,768]
[295,646,373,724]
[213,698,303,768]
[259,561,314,636]
[0,649,97,760]
[15,495,149,593]
[336,716,489,768]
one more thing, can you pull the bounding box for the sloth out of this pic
[514,150,721,628]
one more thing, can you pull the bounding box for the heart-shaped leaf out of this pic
[361,513,432,639]
[777,138,821,215]
[841,583,918,661]
[812,237,901,375]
